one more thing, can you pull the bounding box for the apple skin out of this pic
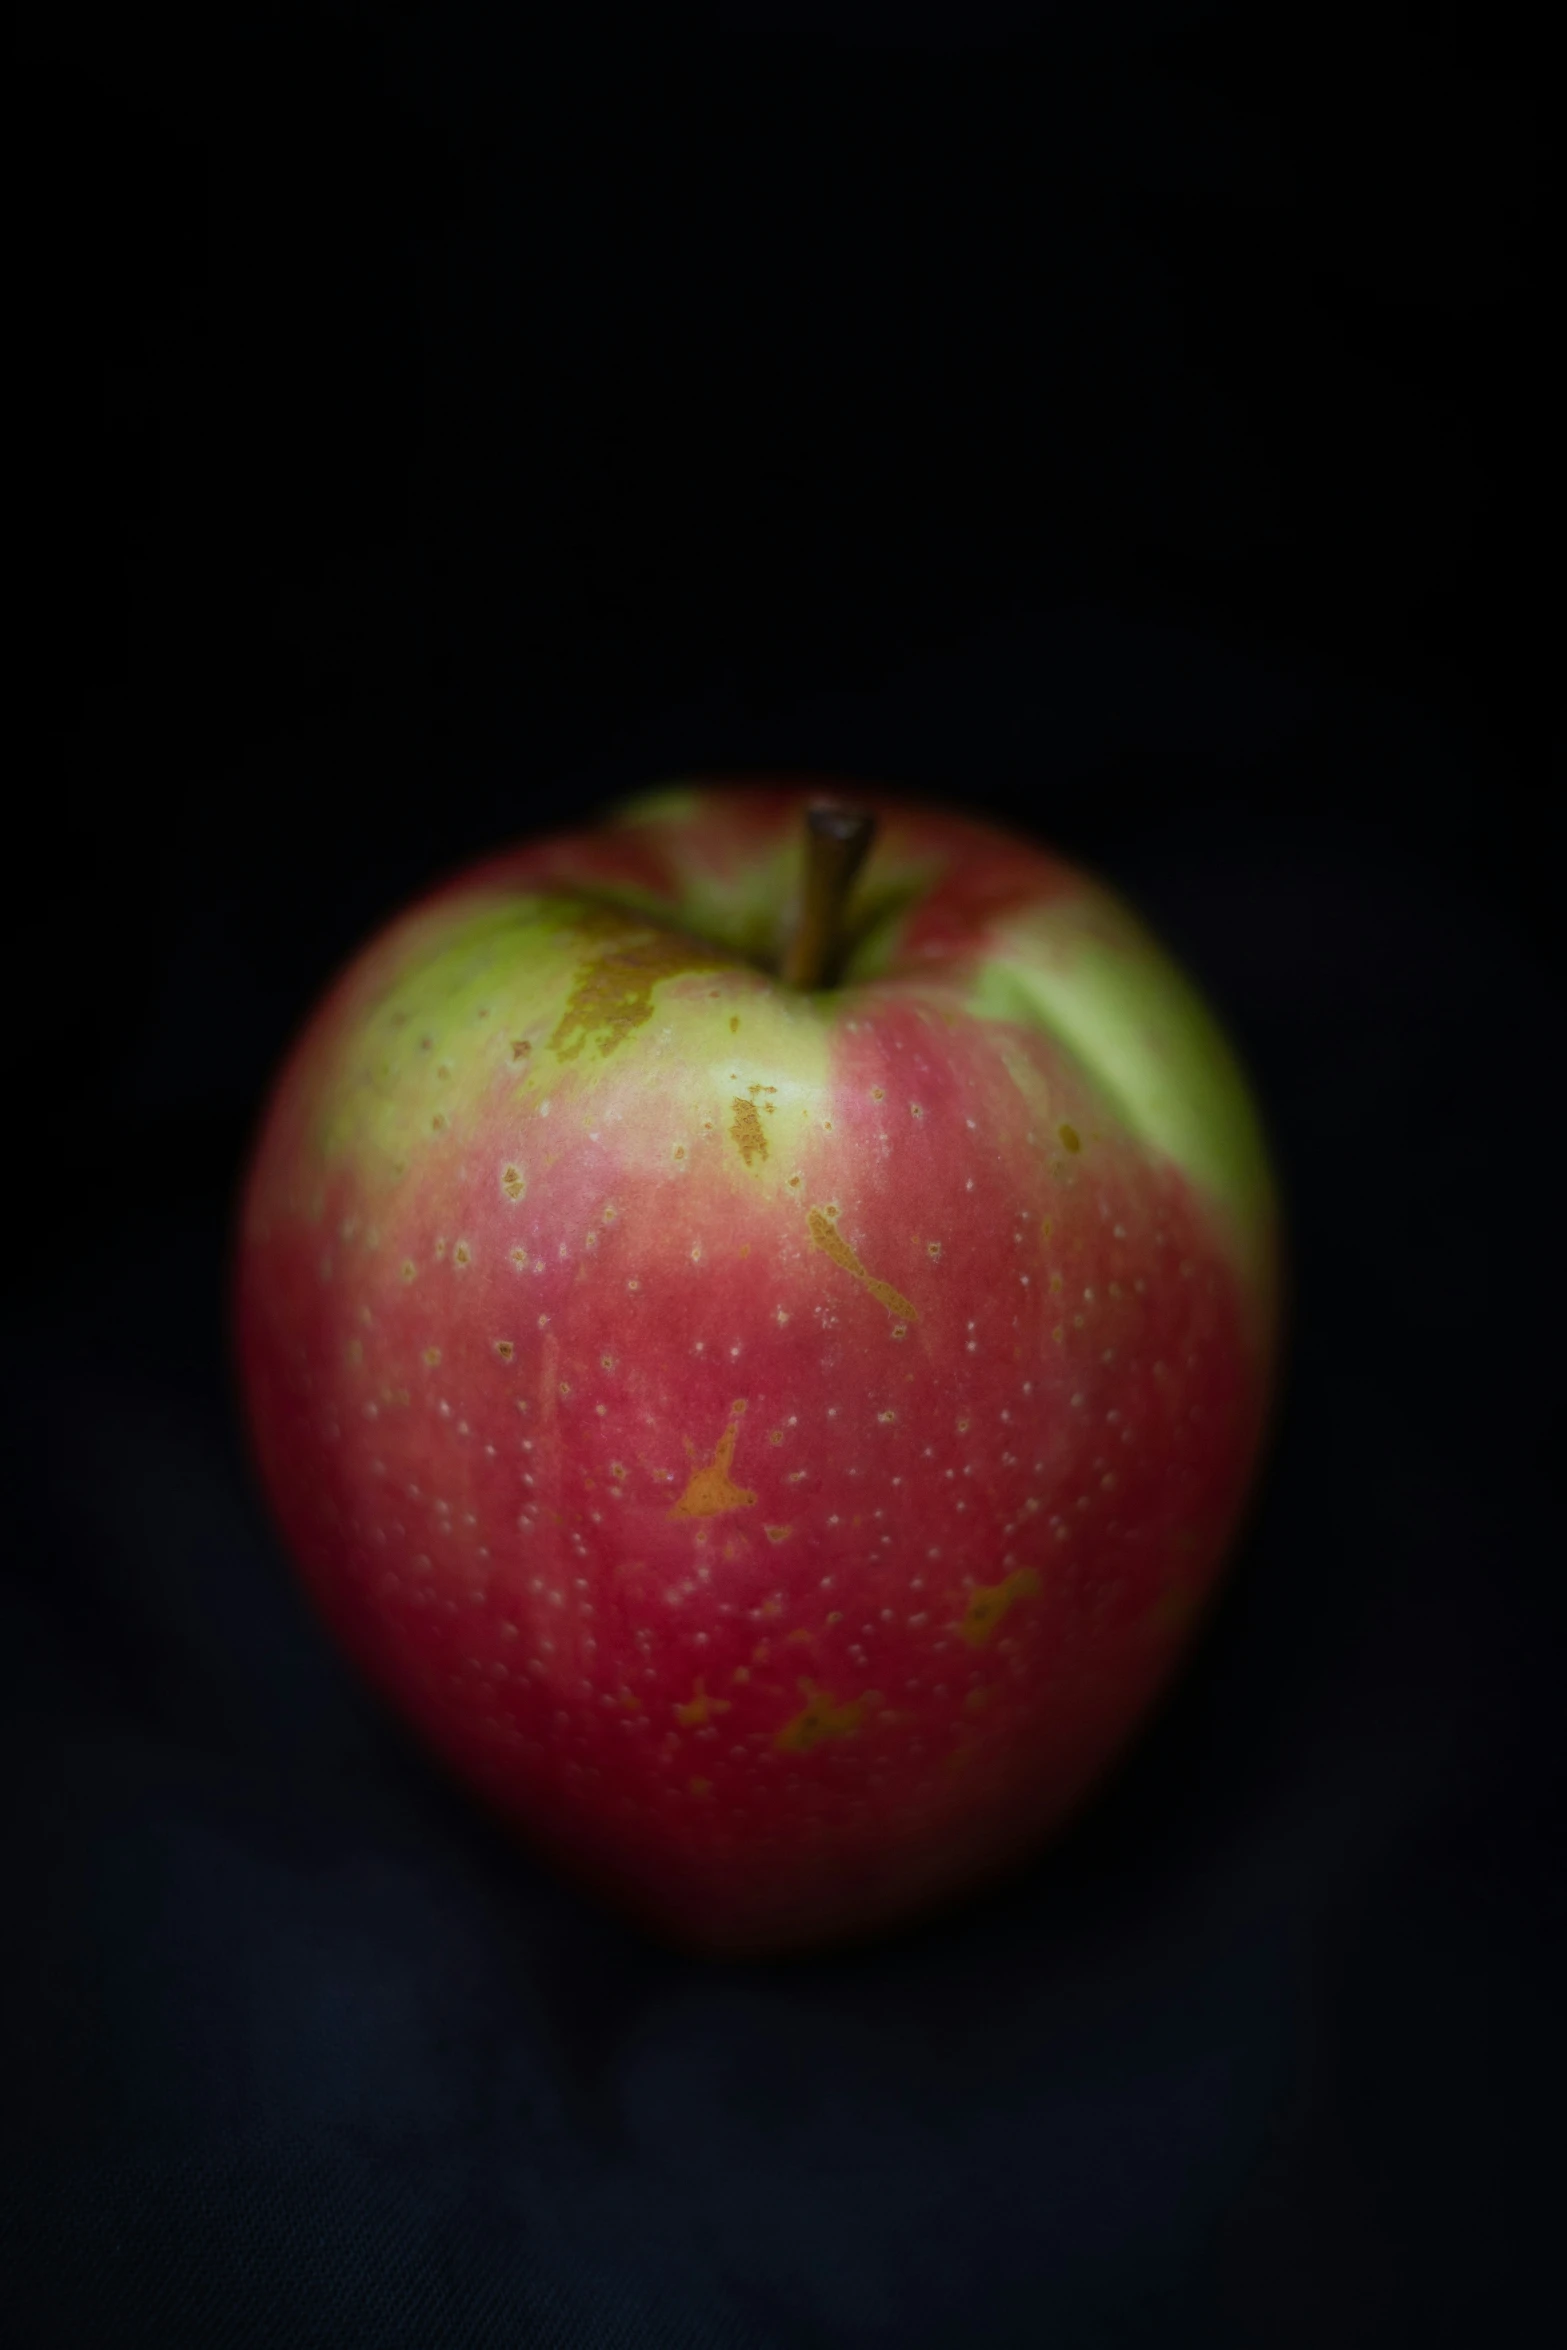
[234,783,1279,1955]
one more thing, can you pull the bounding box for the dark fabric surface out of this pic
[7,10,1561,2347]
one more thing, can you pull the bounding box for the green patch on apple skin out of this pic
[309,895,564,1174]
[305,885,835,1209]
[584,791,797,967]
[969,894,1277,1294]
[310,893,714,1168]
[609,783,704,830]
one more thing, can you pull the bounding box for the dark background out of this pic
[6,6,1562,2345]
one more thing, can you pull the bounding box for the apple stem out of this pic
[781,805,877,991]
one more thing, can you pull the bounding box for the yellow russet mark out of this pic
[764,1523,793,1545]
[730,1096,769,1167]
[775,1680,875,1753]
[1058,1123,1082,1153]
[500,1162,526,1203]
[675,1677,731,1728]
[669,1402,757,1519]
[549,920,730,1063]
[960,1566,1041,1646]
[807,1209,919,1322]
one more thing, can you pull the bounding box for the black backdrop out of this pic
[7,8,1563,2346]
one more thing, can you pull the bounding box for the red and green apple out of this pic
[234,783,1280,1955]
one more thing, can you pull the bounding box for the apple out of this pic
[234,782,1279,1955]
